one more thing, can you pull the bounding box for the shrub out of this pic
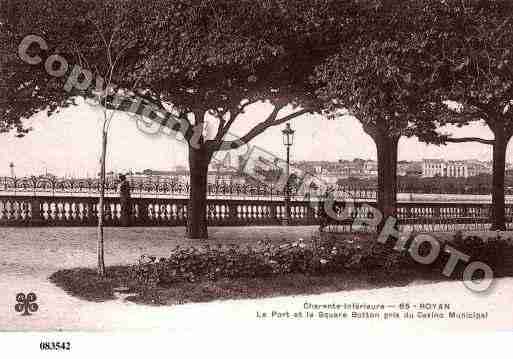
[359,233,418,283]
[128,236,366,292]
[128,232,513,295]
[449,232,513,278]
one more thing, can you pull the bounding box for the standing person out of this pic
[318,187,331,232]
[118,174,131,226]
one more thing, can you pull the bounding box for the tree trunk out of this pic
[491,129,509,230]
[375,134,399,231]
[97,130,107,277]
[186,146,211,239]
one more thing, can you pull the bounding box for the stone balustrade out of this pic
[0,194,511,231]
[0,195,318,227]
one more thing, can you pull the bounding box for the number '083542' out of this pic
[40,342,71,351]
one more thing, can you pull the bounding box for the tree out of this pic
[312,1,446,225]
[86,2,138,277]
[425,0,513,230]
[107,0,366,238]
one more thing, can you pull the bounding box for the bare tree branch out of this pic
[213,99,262,142]
[207,103,285,150]
[214,108,237,142]
[444,137,495,145]
[211,108,310,151]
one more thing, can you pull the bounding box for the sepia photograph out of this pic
[1,0,513,356]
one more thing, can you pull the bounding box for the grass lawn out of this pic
[49,265,446,306]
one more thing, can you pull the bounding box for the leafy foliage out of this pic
[312,0,447,142]
[0,0,368,149]
[128,236,366,292]
[420,0,513,229]
[0,0,137,135]
[430,0,513,132]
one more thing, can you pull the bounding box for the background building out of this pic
[422,159,492,178]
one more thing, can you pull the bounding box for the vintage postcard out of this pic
[1,0,513,356]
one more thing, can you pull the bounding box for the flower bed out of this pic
[129,231,513,293]
[128,235,367,293]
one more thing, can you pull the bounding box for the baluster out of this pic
[62,202,68,222]
[295,205,301,221]
[238,204,244,220]
[20,200,28,221]
[55,201,62,222]
[49,201,56,222]
[7,201,14,220]
[233,204,240,222]
[71,202,79,223]
[158,203,165,223]
[218,205,224,221]
[14,200,20,220]
[62,201,69,222]
[163,204,170,222]
[213,204,219,222]
[180,203,187,221]
[223,204,228,221]
[56,201,63,222]
[244,204,250,220]
[264,205,271,222]
[176,203,183,221]
[76,202,84,223]
[9,201,15,221]
[252,205,258,222]
[243,204,249,221]
[224,204,229,220]
[45,202,51,221]
[169,203,176,221]
[115,202,122,223]
[147,203,153,221]
[156,203,162,223]
[65,201,72,222]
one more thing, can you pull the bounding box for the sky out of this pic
[0,100,503,177]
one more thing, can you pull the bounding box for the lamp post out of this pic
[9,162,15,179]
[282,122,295,225]
[9,162,16,196]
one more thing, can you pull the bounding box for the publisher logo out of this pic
[15,292,38,316]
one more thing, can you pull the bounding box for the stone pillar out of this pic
[270,202,278,224]
[228,203,238,224]
[30,198,44,226]
[84,201,93,225]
